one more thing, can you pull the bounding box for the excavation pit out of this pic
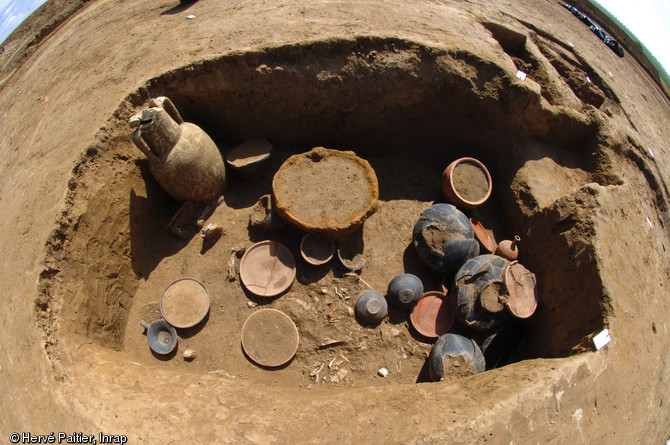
[43,37,614,391]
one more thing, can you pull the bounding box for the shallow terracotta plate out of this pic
[240,241,296,297]
[241,309,299,367]
[160,277,210,329]
[410,291,456,338]
[505,262,538,318]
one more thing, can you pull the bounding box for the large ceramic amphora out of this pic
[129,97,226,202]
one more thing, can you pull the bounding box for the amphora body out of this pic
[130,97,226,202]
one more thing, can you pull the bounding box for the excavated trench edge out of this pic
[34,35,657,388]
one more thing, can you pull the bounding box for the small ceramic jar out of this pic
[429,333,485,381]
[387,274,424,310]
[355,290,388,324]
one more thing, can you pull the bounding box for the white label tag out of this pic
[593,329,611,350]
[516,71,527,80]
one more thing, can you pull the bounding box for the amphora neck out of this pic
[133,107,181,157]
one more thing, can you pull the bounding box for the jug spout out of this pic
[131,107,181,159]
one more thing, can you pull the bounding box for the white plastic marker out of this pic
[516,71,527,80]
[648,147,655,158]
[187,14,196,19]
[593,328,611,350]
[647,217,654,229]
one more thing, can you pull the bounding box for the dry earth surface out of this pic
[0,0,669,443]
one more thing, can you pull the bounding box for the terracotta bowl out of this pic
[300,232,335,265]
[441,157,492,209]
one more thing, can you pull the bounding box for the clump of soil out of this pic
[442,353,478,377]
[421,224,449,253]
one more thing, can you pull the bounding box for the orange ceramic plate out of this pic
[410,291,455,338]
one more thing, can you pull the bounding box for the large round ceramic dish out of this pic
[241,309,299,367]
[239,241,296,297]
[272,147,379,238]
[160,277,211,329]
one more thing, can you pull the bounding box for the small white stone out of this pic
[183,349,196,360]
[586,76,591,83]
[247,301,258,308]
[320,287,329,295]
[186,14,196,19]
[378,367,389,378]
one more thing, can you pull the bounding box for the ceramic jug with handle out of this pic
[129,97,226,202]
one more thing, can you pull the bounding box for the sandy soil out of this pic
[0,0,669,443]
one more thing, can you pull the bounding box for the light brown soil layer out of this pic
[1,0,669,443]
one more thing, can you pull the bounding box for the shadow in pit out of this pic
[221,148,290,210]
[368,153,445,203]
[161,1,197,16]
[129,162,192,279]
[177,312,210,339]
[401,243,444,293]
[151,344,179,361]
